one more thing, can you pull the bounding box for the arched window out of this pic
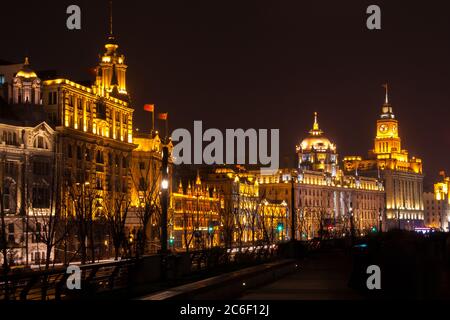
[33,135,49,149]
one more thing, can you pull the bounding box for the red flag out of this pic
[144,104,155,112]
[158,113,168,120]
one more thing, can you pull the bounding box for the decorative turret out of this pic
[297,112,338,175]
[94,0,128,99]
[12,57,42,105]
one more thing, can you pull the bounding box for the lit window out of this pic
[0,75,5,85]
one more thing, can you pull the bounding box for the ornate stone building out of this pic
[128,131,173,252]
[423,173,450,231]
[41,30,135,218]
[170,173,222,250]
[203,167,289,246]
[343,88,424,230]
[0,59,56,265]
[296,113,338,176]
[258,113,385,240]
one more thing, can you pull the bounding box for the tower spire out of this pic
[309,112,323,136]
[109,0,113,37]
[383,83,389,105]
[313,112,319,130]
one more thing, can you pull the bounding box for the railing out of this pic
[188,244,280,272]
[0,259,136,301]
[0,241,316,301]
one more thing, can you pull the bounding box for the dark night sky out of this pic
[2,0,450,189]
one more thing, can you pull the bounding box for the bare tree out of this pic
[181,197,198,252]
[131,163,162,256]
[220,203,235,250]
[104,193,131,260]
[28,152,71,272]
[0,186,10,300]
[0,152,11,300]
[68,181,100,265]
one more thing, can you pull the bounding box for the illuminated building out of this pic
[41,17,135,216]
[423,173,450,231]
[258,113,385,239]
[0,59,56,265]
[170,173,221,250]
[296,113,338,176]
[259,199,289,243]
[204,167,288,246]
[343,87,424,230]
[128,131,173,251]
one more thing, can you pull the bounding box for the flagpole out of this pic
[165,116,169,143]
[152,110,155,135]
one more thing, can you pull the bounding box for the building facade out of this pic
[343,89,424,230]
[423,174,450,231]
[170,174,222,250]
[258,114,385,240]
[204,167,289,246]
[0,59,57,266]
[128,131,173,253]
[39,31,136,260]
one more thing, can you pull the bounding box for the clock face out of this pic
[379,124,388,133]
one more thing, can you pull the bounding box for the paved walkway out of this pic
[240,249,364,300]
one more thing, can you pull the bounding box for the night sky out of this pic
[2,0,450,189]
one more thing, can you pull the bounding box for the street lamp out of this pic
[160,146,169,254]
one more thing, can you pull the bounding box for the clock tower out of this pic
[374,85,402,155]
[343,84,424,232]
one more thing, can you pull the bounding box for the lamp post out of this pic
[160,146,169,255]
[379,209,383,233]
[290,176,296,242]
[349,202,355,242]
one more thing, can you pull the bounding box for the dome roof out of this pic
[301,136,334,151]
[16,57,38,79]
[299,113,336,152]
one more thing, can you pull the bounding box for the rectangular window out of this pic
[32,187,50,209]
[8,224,15,243]
[68,144,73,158]
[5,161,15,175]
[3,187,10,211]
[33,161,50,176]
[48,92,58,105]
[0,75,5,85]
[96,102,107,120]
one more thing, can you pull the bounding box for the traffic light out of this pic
[277,223,284,233]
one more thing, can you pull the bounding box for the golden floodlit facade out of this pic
[259,114,385,240]
[205,167,288,247]
[42,32,136,213]
[128,131,173,252]
[424,173,450,231]
[170,174,222,250]
[343,88,424,230]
